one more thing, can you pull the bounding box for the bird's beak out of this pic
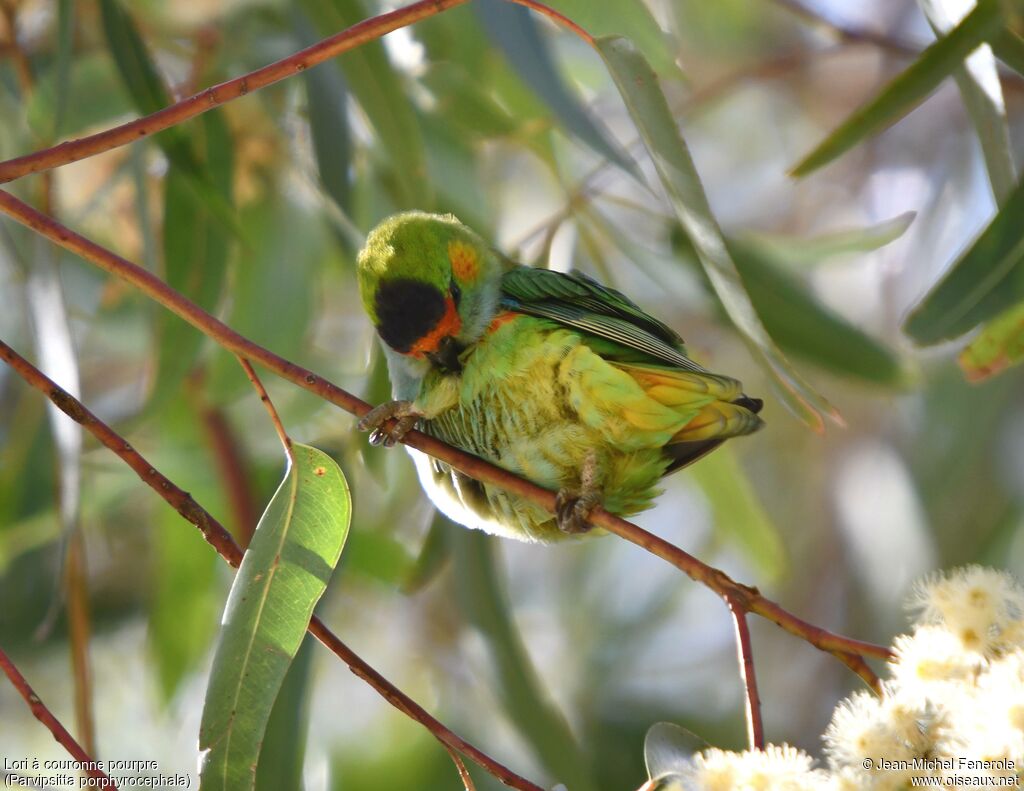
[427,336,464,374]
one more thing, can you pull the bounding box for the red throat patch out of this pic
[410,295,462,357]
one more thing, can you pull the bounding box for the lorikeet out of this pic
[357,212,763,543]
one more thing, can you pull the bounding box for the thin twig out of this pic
[0,644,115,786]
[237,356,292,458]
[444,743,479,791]
[505,0,594,45]
[0,189,893,675]
[0,0,470,184]
[727,595,764,750]
[0,339,545,791]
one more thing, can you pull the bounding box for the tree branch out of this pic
[727,595,764,750]
[0,0,470,184]
[0,338,545,791]
[0,188,893,681]
[0,643,115,787]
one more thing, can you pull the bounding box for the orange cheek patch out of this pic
[487,311,519,334]
[410,296,462,357]
[448,240,480,282]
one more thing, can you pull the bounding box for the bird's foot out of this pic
[555,451,602,535]
[357,400,423,447]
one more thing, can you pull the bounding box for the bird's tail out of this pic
[616,361,764,473]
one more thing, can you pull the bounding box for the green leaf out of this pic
[152,110,234,406]
[791,0,1003,177]
[598,36,838,430]
[206,198,321,401]
[452,529,597,791]
[958,300,1024,381]
[477,0,643,182]
[53,0,75,140]
[545,0,676,74]
[400,510,452,594]
[739,212,915,265]
[294,12,353,218]
[99,0,240,233]
[150,507,219,702]
[729,239,914,387]
[918,0,1016,203]
[904,175,1024,343]
[993,26,1024,74]
[27,54,134,142]
[199,444,351,791]
[255,637,314,791]
[299,0,431,208]
[685,447,786,579]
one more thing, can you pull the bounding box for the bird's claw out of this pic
[358,401,421,447]
[555,489,600,535]
[556,451,602,535]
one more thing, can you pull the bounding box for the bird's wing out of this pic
[498,265,707,372]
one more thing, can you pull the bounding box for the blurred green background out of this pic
[1,0,1023,789]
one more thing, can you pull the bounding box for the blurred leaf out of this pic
[958,300,1024,381]
[342,527,414,586]
[150,506,219,702]
[598,36,838,430]
[791,0,1003,177]
[992,27,1024,74]
[545,0,676,75]
[740,212,915,265]
[477,0,643,182]
[99,0,239,231]
[729,239,913,387]
[452,529,597,791]
[918,0,1016,203]
[644,722,705,784]
[199,444,351,791]
[685,447,786,579]
[421,110,490,227]
[299,0,430,208]
[401,511,452,594]
[421,62,518,138]
[152,110,234,407]
[207,198,322,401]
[294,12,353,218]
[255,636,313,791]
[27,55,133,157]
[53,0,75,140]
[357,343,393,481]
[904,175,1024,343]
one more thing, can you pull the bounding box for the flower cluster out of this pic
[658,566,1024,790]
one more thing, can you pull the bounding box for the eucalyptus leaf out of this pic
[917,0,1016,203]
[791,0,1003,177]
[904,174,1024,343]
[199,444,351,791]
[598,35,838,430]
[477,0,643,182]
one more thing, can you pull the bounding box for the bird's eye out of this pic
[450,281,462,307]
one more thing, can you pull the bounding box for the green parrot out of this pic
[357,211,763,543]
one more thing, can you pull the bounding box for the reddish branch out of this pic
[0,338,544,791]
[0,189,893,687]
[0,0,470,184]
[727,596,764,750]
[0,644,115,787]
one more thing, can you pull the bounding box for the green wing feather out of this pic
[498,266,706,372]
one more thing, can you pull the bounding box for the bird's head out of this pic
[357,212,502,373]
